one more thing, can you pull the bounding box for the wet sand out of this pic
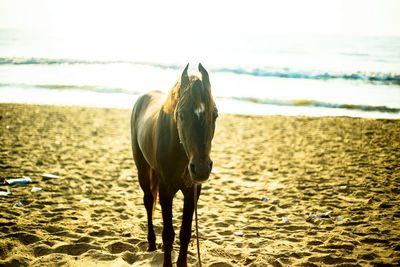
[1,103,399,266]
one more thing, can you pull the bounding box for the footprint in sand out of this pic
[105,241,138,254]
[53,243,101,256]
[6,232,41,245]
[88,229,116,237]
[33,242,107,260]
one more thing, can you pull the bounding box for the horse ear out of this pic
[181,63,190,85]
[198,63,210,88]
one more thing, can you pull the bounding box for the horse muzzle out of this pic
[189,159,213,184]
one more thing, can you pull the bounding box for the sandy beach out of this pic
[0,103,399,266]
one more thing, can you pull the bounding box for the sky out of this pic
[0,0,400,37]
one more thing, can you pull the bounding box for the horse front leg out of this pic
[159,184,175,267]
[177,185,202,267]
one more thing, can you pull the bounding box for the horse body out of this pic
[131,64,217,267]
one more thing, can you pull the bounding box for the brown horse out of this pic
[130,63,218,267]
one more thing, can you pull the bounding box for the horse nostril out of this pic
[209,160,213,171]
[190,163,196,174]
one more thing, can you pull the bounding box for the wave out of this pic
[0,83,139,95]
[1,57,400,85]
[0,57,182,70]
[226,97,400,114]
[0,57,94,65]
[215,67,400,85]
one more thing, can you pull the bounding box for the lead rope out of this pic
[194,183,202,267]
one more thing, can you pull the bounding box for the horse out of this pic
[130,63,218,267]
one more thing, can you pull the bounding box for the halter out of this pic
[174,79,204,266]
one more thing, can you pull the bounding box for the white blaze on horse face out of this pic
[194,102,205,118]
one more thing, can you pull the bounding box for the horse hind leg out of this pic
[133,148,158,251]
[144,169,159,251]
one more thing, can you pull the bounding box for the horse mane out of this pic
[163,75,214,123]
[162,81,181,114]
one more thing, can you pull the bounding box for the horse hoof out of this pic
[163,258,173,267]
[148,243,157,252]
[176,260,187,267]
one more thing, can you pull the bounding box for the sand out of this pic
[0,103,399,267]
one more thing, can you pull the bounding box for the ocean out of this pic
[1,28,400,118]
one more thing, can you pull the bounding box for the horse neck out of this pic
[159,106,185,155]
[160,82,190,158]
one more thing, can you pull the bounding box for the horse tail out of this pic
[150,169,159,218]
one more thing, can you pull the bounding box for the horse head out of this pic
[175,63,218,184]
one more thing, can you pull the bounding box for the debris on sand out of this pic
[309,211,331,219]
[336,215,344,221]
[339,185,348,191]
[233,231,244,236]
[31,187,42,193]
[6,176,32,185]
[281,217,289,223]
[42,173,60,180]
[14,201,24,208]
[0,189,11,196]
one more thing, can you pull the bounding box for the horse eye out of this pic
[214,110,219,119]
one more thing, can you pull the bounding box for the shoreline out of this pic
[2,85,400,120]
[1,103,399,266]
